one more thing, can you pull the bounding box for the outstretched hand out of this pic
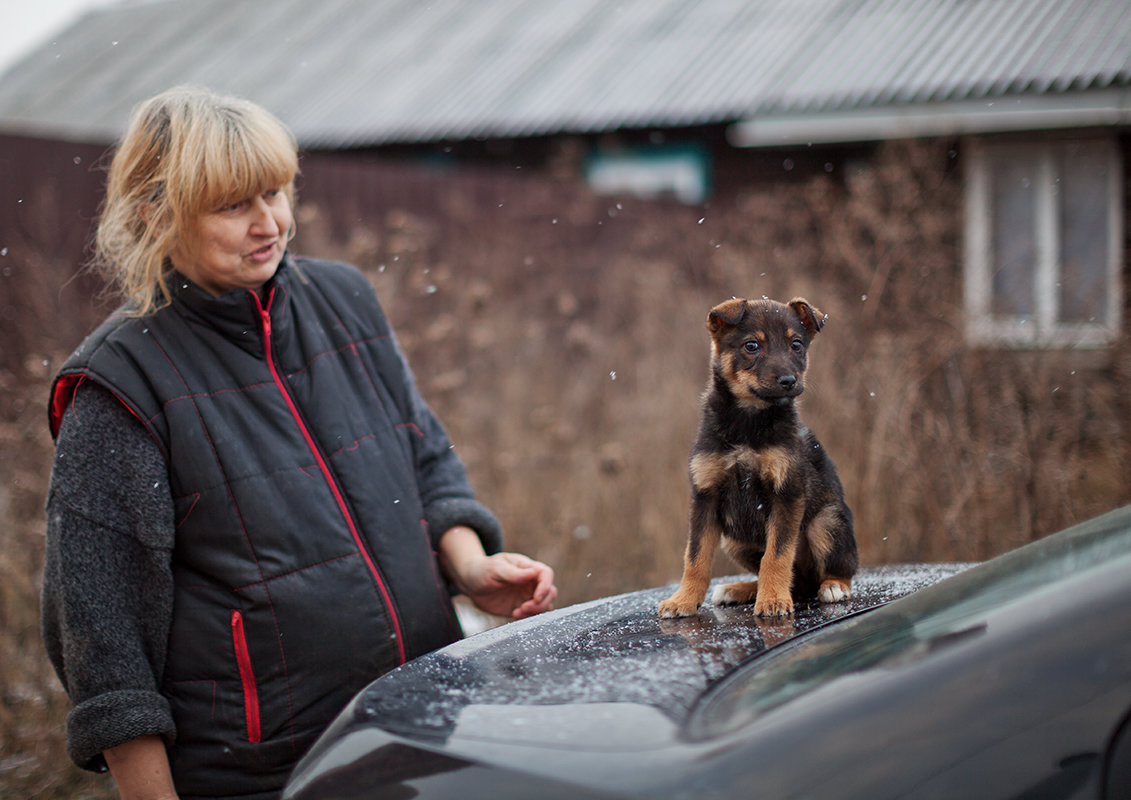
[457,551,557,619]
[439,527,557,620]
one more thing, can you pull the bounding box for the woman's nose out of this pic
[249,197,280,234]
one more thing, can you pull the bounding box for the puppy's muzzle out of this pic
[756,374,802,403]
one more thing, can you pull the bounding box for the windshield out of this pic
[686,506,1131,741]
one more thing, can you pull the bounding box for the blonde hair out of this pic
[94,86,299,314]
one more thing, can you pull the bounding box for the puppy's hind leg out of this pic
[710,536,761,606]
[818,579,852,603]
[808,504,857,604]
[712,580,759,606]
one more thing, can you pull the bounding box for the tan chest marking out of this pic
[690,445,794,493]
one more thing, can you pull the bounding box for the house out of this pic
[1,0,1128,572]
[2,0,1127,350]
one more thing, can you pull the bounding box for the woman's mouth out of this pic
[245,241,278,262]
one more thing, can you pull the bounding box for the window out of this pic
[586,144,710,204]
[964,136,1123,347]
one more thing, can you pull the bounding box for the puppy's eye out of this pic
[743,341,760,354]
[791,339,804,353]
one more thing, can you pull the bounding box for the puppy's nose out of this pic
[777,374,797,390]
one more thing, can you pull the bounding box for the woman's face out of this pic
[170,188,293,297]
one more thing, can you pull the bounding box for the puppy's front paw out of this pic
[658,598,699,618]
[658,592,701,618]
[753,593,794,617]
[818,579,852,604]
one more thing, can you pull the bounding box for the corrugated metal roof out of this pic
[0,0,1128,147]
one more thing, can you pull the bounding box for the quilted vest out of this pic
[50,255,463,797]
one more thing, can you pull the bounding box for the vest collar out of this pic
[168,253,294,356]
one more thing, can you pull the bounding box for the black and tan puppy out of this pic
[658,297,857,618]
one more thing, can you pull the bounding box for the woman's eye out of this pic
[743,341,759,354]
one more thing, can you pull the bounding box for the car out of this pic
[283,505,1131,799]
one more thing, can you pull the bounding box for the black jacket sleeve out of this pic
[41,379,177,771]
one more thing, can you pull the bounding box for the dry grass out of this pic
[0,365,116,798]
[2,137,1127,795]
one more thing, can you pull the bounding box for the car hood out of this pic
[287,508,1131,800]
[331,565,968,750]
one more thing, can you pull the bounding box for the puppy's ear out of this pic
[788,297,826,338]
[707,298,748,335]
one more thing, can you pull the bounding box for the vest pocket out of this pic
[230,610,262,743]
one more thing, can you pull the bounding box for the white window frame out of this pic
[964,135,1123,348]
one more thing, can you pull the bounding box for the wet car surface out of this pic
[285,506,1131,799]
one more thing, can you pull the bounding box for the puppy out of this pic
[658,297,857,618]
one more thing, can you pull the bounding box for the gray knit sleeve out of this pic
[387,335,504,556]
[408,389,504,554]
[41,379,177,771]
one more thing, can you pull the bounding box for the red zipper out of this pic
[255,291,407,664]
[231,610,261,743]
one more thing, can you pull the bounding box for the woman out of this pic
[42,86,556,800]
